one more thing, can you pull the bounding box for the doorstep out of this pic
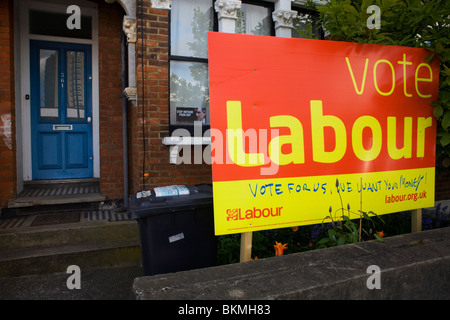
[7,179,106,208]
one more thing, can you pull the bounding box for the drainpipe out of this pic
[121,14,129,210]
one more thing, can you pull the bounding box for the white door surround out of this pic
[15,0,100,189]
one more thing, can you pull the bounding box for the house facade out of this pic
[0,0,448,211]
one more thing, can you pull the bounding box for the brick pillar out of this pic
[0,0,16,207]
[98,1,124,200]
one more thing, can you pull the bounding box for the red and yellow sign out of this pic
[208,32,439,236]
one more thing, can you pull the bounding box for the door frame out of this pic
[16,0,100,183]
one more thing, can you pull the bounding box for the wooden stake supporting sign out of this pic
[240,232,253,262]
[411,208,422,233]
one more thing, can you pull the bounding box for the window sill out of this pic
[162,137,211,146]
[162,137,211,164]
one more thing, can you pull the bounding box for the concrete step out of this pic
[0,239,141,278]
[0,219,139,250]
[7,179,106,208]
[7,194,106,208]
[0,218,142,278]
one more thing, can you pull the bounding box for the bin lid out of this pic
[127,185,213,219]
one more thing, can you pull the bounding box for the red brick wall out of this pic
[98,1,124,200]
[129,2,212,194]
[0,0,16,208]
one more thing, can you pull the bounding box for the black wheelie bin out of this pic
[128,184,216,276]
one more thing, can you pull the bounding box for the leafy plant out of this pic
[315,178,385,248]
[316,208,385,248]
[216,234,241,265]
[422,201,450,229]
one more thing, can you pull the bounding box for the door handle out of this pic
[87,117,91,123]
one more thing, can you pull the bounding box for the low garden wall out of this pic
[133,226,449,300]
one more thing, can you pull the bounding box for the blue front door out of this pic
[30,40,93,180]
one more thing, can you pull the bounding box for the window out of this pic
[169,0,274,134]
[291,7,323,40]
[29,9,92,39]
[66,51,86,121]
[170,0,215,133]
[39,49,59,121]
[236,1,274,36]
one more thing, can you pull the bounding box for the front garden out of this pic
[217,200,449,265]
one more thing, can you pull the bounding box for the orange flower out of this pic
[274,241,288,256]
[376,231,384,238]
[291,226,298,232]
[308,242,313,247]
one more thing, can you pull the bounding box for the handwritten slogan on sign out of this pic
[208,32,439,236]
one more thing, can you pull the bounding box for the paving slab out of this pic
[0,265,143,300]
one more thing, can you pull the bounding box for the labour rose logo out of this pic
[226,209,240,221]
